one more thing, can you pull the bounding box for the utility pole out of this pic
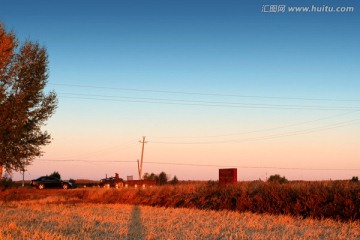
[138,136,147,180]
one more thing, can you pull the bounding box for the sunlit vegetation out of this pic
[143,171,173,185]
[0,201,359,239]
[267,174,288,184]
[1,180,359,238]
[1,180,359,221]
[0,23,58,177]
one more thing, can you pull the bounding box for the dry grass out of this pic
[0,201,359,239]
[1,180,359,222]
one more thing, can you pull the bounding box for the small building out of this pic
[219,168,237,186]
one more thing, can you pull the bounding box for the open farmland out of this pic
[1,201,359,239]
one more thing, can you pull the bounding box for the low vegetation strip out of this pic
[0,201,359,239]
[1,181,359,221]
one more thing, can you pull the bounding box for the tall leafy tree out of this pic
[0,23,57,177]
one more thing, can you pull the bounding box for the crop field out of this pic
[1,201,359,240]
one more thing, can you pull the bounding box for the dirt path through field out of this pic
[127,205,146,239]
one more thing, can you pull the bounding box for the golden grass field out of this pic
[2,180,359,223]
[0,199,359,240]
[1,182,359,239]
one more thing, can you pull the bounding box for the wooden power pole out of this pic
[138,136,147,180]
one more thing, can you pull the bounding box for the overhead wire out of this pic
[43,83,360,172]
[144,161,360,171]
[150,118,360,144]
[51,83,360,102]
[53,86,360,143]
[37,159,136,163]
[58,93,360,111]
[148,110,360,139]
[35,159,360,171]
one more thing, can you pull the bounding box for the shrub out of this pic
[143,172,159,182]
[170,176,179,185]
[143,172,169,185]
[351,176,358,182]
[268,174,288,184]
[207,180,218,187]
[158,172,168,185]
[0,177,14,190]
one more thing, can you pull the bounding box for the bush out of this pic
[268,174,288,184]
[170,175,179,185]
[351,176,358,182]
[143,172,169,185]
[143,173,159,182]
[0,177,14,190]
[158,172,168,185]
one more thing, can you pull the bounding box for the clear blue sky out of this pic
[1,0,359,181]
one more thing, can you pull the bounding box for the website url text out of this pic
[261,5,355,13]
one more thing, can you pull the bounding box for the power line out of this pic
[58,94,360,111]
[149,110,360,139]
[51,83,360,102]
[151,119,360,144]
[144,161,360,171]
[37,159,137,163]
[35,159,360,171]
